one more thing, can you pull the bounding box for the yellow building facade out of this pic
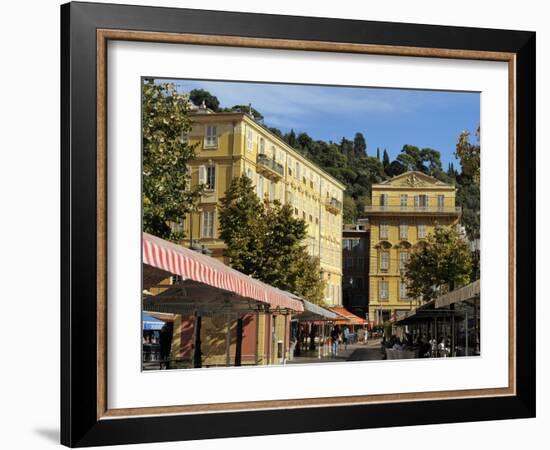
[364,171,461,324]
[184,109,346,307]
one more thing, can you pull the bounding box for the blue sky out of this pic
[161,78,479,168]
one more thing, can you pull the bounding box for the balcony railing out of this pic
[325,197,343,214]
[364,205,462,215]
[257,154,284,180]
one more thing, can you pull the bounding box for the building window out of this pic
[356,256,364,270]
[415,194,428,208]
[355,277,363,289]
[205,125,217,148]
[201,210,214,238]
[418,223,426,239]
[400,281,408,299]
[346,257,353,269]
[247,129,254,151]
[380,251,389,272]
[437,194,445,209]
[379,280,389,300]
[245,167,253,180]
[206,165,216,190]
[399,252,409,271]
[269,181,276,201]
[399,223,408,240]
[198,165,216,190]
[295,162,300,179]
[380,223,389,240]
[400,194,408,208]
[380,193,388,206]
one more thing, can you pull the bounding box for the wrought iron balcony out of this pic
[325,197,343,214]
[364,205,462,216]
[256,153,284,180]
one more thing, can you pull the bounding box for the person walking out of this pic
[331,326,341,357]
[343,326,350,351]
[363,326,369,344]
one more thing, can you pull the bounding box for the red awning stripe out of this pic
[143,233,303,312]
[331,307,368,325]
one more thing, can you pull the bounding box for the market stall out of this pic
[142,233,304,369]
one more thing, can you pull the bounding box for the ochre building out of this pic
[363,171,461,324]
[184,107,346,307]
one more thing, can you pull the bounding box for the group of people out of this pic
[329,325,369,356]
[381,333,452,358]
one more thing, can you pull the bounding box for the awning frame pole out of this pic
[225,312,231,367]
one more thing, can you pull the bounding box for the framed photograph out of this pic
[61,1,535,447]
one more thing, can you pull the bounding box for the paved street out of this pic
[288,339,383,364]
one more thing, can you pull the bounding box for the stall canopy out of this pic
[294,297,338,322]
[142,313,165,330]
[331,307,368,326]
[435,280,480,309]
[142,233,303,314]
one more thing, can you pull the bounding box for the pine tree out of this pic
[286,129,297,147]
[376,147,380,160]
[382,148,390,168]
[353,132,367,156]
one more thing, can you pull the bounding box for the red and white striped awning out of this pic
[143,233,303,312]
[331,307,368,325]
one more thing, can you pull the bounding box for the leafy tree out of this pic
[455,174,480,239]
[224,104,264,122]
[217,176,264,276]
[385,159,406,177]
[353,132,367,156]
[343,194,358,223]
[355,195,371,218]
[268,127,284,138]
[218,178,325,304]
[420,148,443,175]
[455,128,480,188]
[292,250,326,305]
[261,202,326,305]
[339,137,354,157]
[189,88,220,111]
[142,80,202,241]
[405,227,473,302]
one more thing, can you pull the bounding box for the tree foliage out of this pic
[142,80,202,241]
[185,88,479,238]
[455,128,480,188]
[353,132,367,156]
[218,176,265,275]
[404,227,473,302]
[222,104,264,122]
[189,88,220,111]
[218,177,326,304]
